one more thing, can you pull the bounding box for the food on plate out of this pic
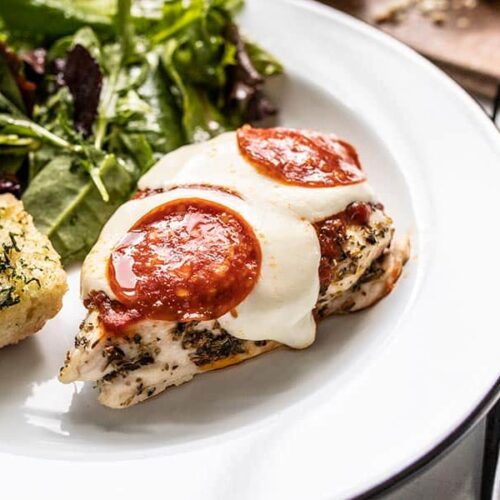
[0,0,282,265]
[0,193,67,349]
[60,126,409,408]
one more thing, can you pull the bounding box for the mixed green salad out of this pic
[0,0,282,264]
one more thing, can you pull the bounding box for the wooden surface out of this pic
[322,0,500,98]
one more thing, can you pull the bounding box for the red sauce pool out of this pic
[237,126,365,188]
[96,198,262,333]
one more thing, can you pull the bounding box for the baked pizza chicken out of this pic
[59,126,409,408]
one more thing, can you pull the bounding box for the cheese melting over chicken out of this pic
[139,132,375,222]
[81,132,377,349]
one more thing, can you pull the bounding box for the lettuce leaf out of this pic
[23,154,135,264]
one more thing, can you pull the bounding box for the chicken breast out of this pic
[60,205,408,408]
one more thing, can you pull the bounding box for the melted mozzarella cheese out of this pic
[82,188,321,348]
[138,132,376,222]
[83,132,379,349]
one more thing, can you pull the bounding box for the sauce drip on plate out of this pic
[98,198,261,333]
[237,126,365,187]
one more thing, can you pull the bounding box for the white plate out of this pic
[1,1,500,498]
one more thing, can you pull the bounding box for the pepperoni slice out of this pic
[237,126,365,187]
[102,198,261,332]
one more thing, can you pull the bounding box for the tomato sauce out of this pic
[314,202,373,292]
[95,198,261,333]
[237,126,365,187]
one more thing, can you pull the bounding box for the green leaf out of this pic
[45,26,103,63]
[245,41,284,77]
[150,0,238,89]
[0,134,38,173]
[0,0,114,38]
[116,0,134,63]
[27,144,59,182]
[179,83,229,142]
[116,133,154,175]
[0,51,26,114]
[211,0,244,13]
[162,39,228,143]
[22,154,135,265]
[133,56,185,154]
[73,27,104,64]
[106,52,184,162]
[79,155,110,203]
[0,134,37,148]
[34,87,81,143]
[150,2,204,45]
[0,113,81,152]
[0,155,25,174]
[0,91,24,117]
[0,114,79,151]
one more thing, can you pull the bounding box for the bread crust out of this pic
[0,194,67,348]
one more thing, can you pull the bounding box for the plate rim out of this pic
[357,87,500,498]
[357,378,500,498]
[289,0,500,497]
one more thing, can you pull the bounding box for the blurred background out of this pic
[324,0,500,99]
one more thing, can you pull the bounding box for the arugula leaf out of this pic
[22,154,135,264]
[152,1,236,89]
[106,58,184,173]
[35,88,81,142]
[93,46,123,150]
[154,0,243,143]
[0,114,79,151]
[162,39,228,142]
[97,1,184,161]
[125,56,184,153]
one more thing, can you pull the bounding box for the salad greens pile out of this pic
[0,0,282,264]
